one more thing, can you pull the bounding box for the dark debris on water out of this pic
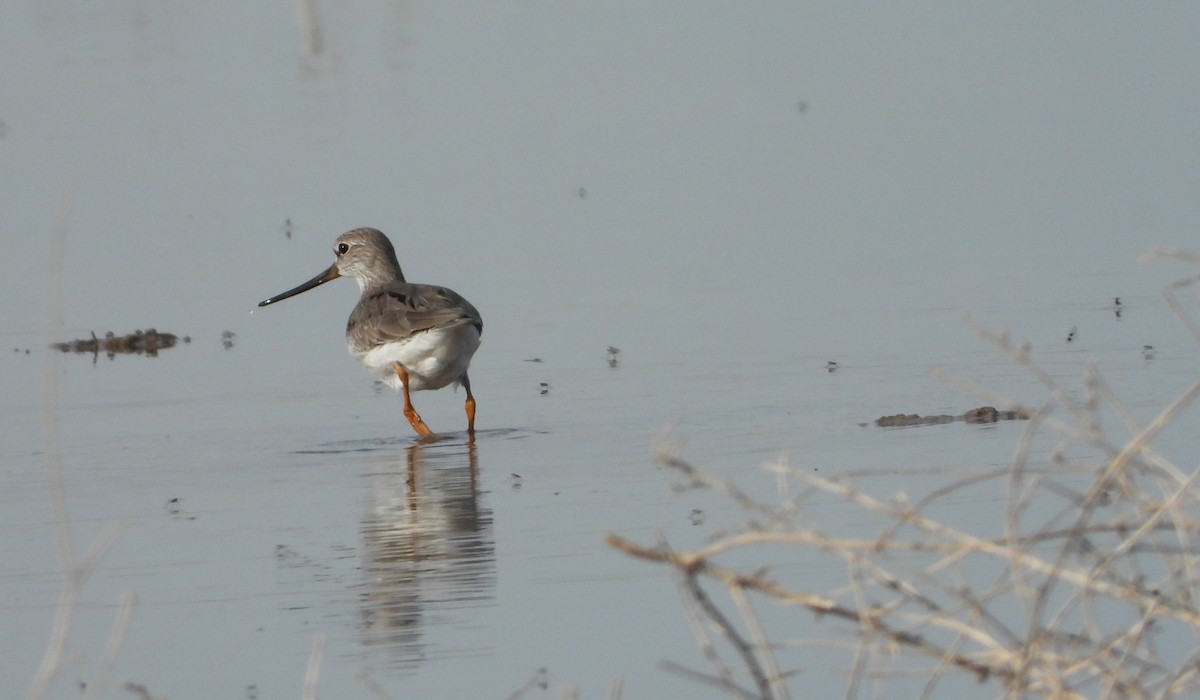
[875,406,1031,428]
[50,328,189,360]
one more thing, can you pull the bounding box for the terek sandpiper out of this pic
[259,227,482,439]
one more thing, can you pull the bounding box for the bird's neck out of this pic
[356,266,406,292]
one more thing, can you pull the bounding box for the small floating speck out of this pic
[1143,345,1156,360]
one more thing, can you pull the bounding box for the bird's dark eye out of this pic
[336,242,349,255]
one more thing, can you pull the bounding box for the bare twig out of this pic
[608,676,624,700]
[609,250,1200,698]
[302,633,325,700]
[503,668,549,700]
[355,669,393,700]
[28,176,135,700]
[82,591,137,700]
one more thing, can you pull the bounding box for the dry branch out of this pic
[609,250,1200,699]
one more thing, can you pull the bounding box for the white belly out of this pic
[352,323,480,392]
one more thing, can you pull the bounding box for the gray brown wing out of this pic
[346,282,482,349]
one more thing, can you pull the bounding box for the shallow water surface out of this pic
[4,4,1200,699]
[6,275,1195,698]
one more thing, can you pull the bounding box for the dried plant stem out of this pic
[28,175,133,700]
[503,668,549,700]
[607,534,1005,684]
[608,676,624,700]
[355,669,393,700]
[302,632,326,700]
[82,590,137,700]
[610,249,1200,698]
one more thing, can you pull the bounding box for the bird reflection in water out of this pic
[357,438,495,669]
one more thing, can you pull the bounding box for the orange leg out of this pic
[462,372,477,436]
[393,363,433,438]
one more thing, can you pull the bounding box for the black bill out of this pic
[258,263,341,307]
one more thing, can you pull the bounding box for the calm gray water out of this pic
[3,4,1199,698]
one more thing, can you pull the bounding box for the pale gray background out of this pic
[3,3,1198,698]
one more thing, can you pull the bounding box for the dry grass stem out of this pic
[503,668,549,700]
[28,179,137,700]
[608,676,625,700]
[302,632,326,700]
[610,250,1200,698]
[82,590,137,700]
[121,681,159,700]
[355,669,394,700]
